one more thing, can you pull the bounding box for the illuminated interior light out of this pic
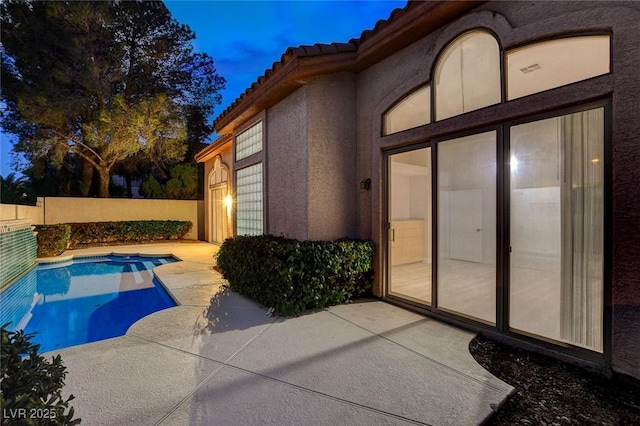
[224,194,233,217]
[511,156,519,172]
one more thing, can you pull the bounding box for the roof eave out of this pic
[353,1,483,70]
[213,0,483,135]
[214,51,357,134]
[194,134,233,163]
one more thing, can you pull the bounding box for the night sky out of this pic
[0,1,406,176]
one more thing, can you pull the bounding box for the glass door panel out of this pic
[510,108,604,352]
[387,148,432,305]
[437,131,497,324]
[210,185,228,244]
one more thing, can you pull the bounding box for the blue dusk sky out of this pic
[0,0,406,178]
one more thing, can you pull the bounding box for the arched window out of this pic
[383,85,431,135]
[434,30,501,121]
[506,35,610,100]
[209,156,228,187]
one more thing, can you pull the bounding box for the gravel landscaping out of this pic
[469,336,640,425]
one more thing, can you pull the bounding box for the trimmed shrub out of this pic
[67,220,192,248]
[1,324,81,425]
[35,224,71,257]
[216,235,374,316]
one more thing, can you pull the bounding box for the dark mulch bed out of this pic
[469,336,640,425]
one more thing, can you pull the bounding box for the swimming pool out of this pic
[0,255,178,352]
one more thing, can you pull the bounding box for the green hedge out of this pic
[35,224,71,257]
[216,235,374,316]
[67,220,191,248]
[35,221,191,257]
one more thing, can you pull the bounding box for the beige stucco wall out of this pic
[306,73,358,240]
[265,72,358,241]
[0,199,44,224]
[43,197,201,240]
[266,87,310,240]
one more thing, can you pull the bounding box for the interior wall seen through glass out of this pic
[383,85,431,135]
[388,148,432,304]
[435,31,501,121]
[437,131,497,324]
[506,35,610,100]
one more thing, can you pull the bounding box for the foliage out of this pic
[1,324,81,425]
[1,0,225,197]
[216,235,375,316]
[140,175,164,199]
[35,225,71,258]
[66,221,192,248]
[142,163,200,200]
[0,173,35,205]
[21,156,79,198]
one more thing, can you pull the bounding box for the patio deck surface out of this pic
[46,242,513,425]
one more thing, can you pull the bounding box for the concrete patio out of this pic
[48,242,513,425]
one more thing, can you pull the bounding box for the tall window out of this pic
[236,163,263,236]
[434,31,501,121]
[236,121,263,160]
[509,107,604,352]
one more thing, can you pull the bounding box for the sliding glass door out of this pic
[384,106,604,353]
[387,147,432,304]
[509,107,604,352]
[437,131,497,324]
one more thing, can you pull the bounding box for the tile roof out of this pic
[213,41,359,131]
[212,0,481,134]
[212,2,417,132]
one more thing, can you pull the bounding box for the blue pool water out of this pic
[0,255,177,352]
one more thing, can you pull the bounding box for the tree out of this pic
[1,1,225,197]
[141,162,200,200]
[0,173,34,204]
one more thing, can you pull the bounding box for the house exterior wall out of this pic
[266,72,358,241]
[207,0,638,379]
[353,1,640,378]
[266,87,309,240]
[0,199,44,224]
[306,73,358,240]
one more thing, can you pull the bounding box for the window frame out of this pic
[380,31,612,141]
[233,112,267,236]
[382,84,431,136]
[235,120,264,162]
[381,100,612,364]
[235,162,264,236]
